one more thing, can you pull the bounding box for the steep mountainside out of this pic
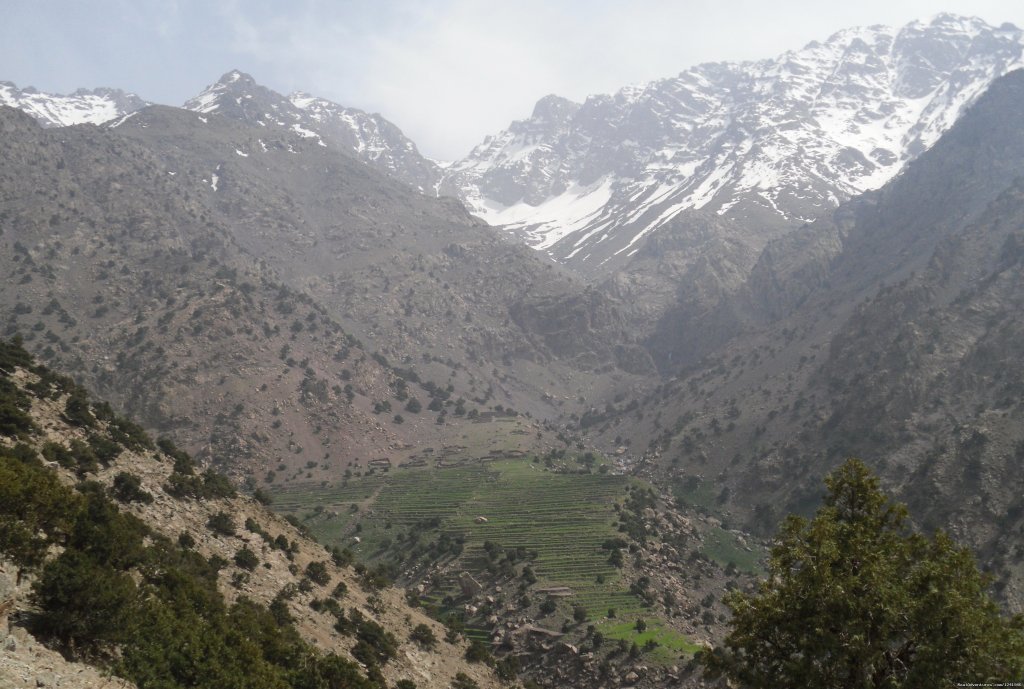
[590,70,1024,608]
[109,103,656,404]
[442,15,1024,272]
[0,99,656,486]
[0,104,430,481]
[0,80,148,127]
[0,341,500,689]
[184,70,441,192]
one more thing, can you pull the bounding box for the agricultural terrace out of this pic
[272,457,678,635]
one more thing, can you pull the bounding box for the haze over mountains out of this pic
[3,11,1024,687]
[6,15,1022,277]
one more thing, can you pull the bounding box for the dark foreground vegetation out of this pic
[0,337,385,688]
[701,459,1024,687]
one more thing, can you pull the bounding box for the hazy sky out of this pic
[3,1,1023,159]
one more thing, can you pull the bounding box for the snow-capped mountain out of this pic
[440,14,1024,270]
[0,81,149,128]
[183,70,440,191]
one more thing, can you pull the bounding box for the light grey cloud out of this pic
[213,0,1024,158]
[3,0,1023,158]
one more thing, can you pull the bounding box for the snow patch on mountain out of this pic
[475,176,616,251]
[0,81,149,128]
[440,14,1024,270]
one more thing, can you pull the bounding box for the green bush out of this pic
[451,672,480,689]
[464,639,493,665]
[0,452,78,571]
[31,550,137,650]
[87,434,121,464]
[234,546,259,571]
[305,560,331,586]
[62,389,95,428]
[410,623,437,649]
[207,511,236,537]
[165,468,236,500]
[348,609,398,668]
[107,416,154,451]
[0,378,36,438]
[111,472,153,504]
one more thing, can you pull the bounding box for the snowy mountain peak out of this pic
[439,15,1024,271]
[223,69,252,84]
[180,71,439,190]
[530,94,580,122]
[0,80,149,128]
[182,69,260,115]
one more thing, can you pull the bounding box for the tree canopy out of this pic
[702,458,1024,688]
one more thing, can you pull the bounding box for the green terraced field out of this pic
[600,618,701,662]
[272,459,653,619]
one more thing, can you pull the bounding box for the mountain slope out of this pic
[110,101,656,404]
[591,70,1024,608]
[0,104,423,480]
[442,14,1024,272]
[0,79,148,127]
[0,97,655,487]
[0,340,500,689]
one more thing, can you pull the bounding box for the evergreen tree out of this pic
[702,459,1024,687]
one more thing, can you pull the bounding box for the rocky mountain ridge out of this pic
[8,15,1022,282]
[183,70,441,192]
[440,14,1024,271]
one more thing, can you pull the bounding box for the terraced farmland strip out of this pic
[273,476,387,511]
[271,460,654,618]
